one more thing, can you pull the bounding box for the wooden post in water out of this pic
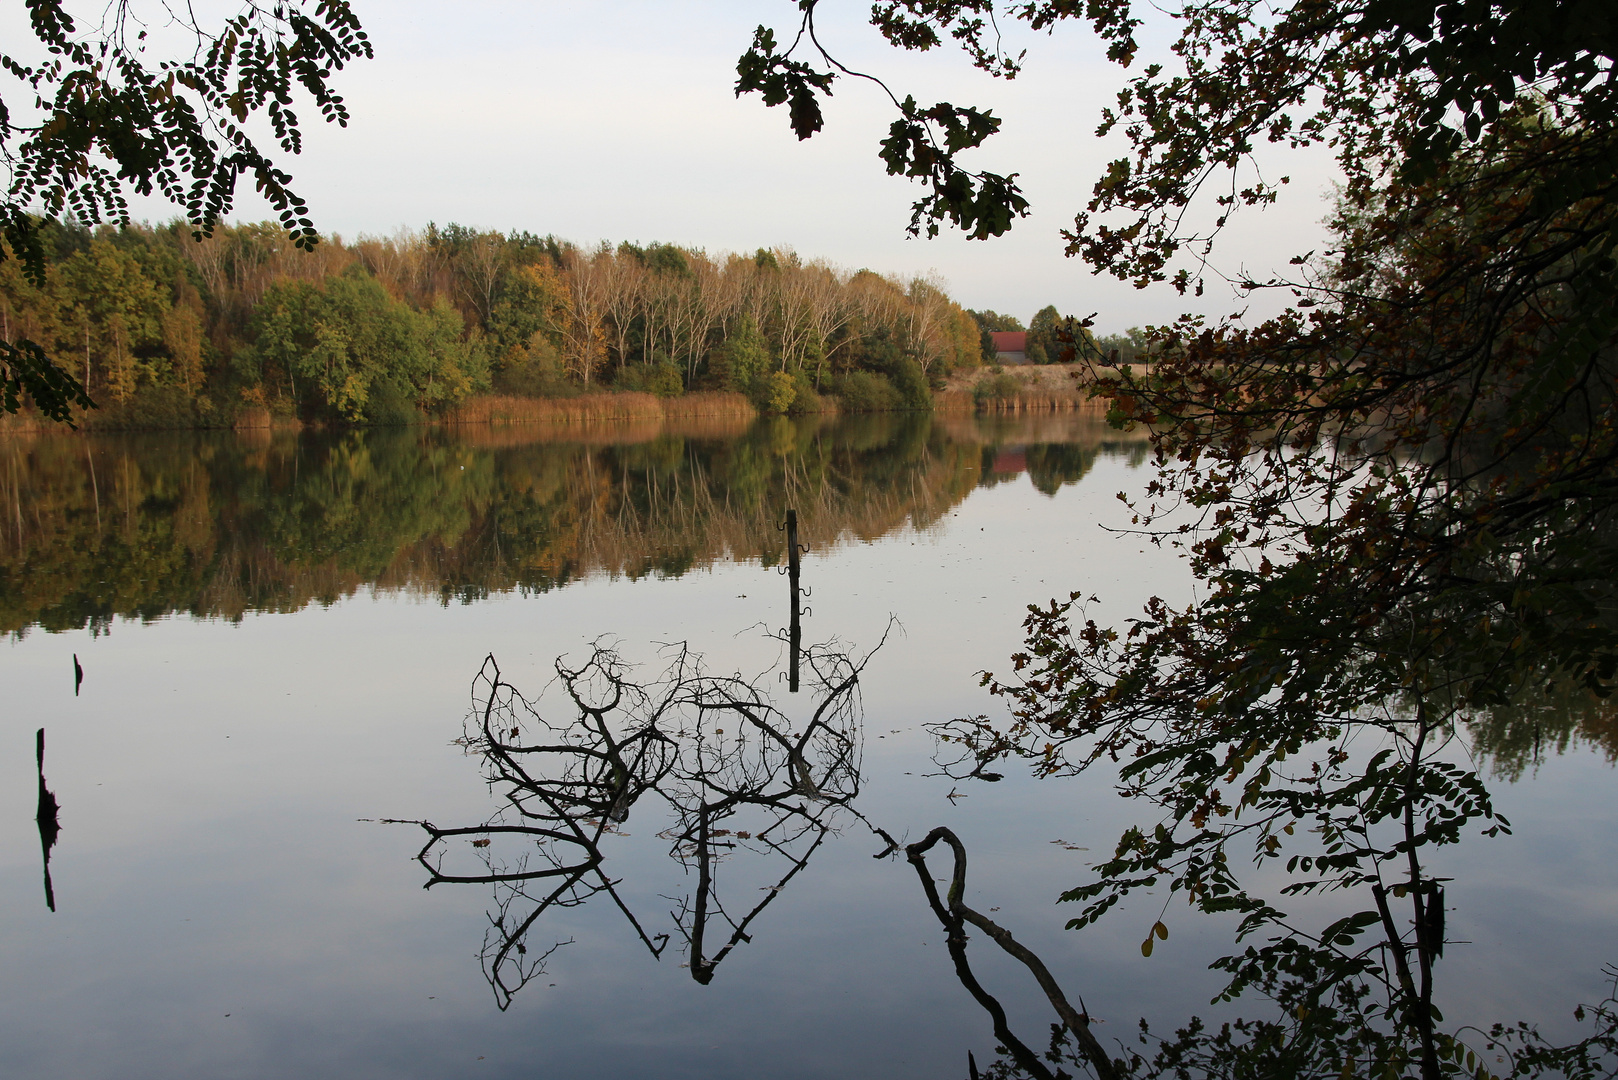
[787,509,801,693]
[36,727,59,912]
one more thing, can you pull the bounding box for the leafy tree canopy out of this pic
[739,0,1614,290]
[752,4,1618,1076]
[2,0,372,420]
[968,309,1024,333]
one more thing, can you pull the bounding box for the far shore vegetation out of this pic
[0,219,1122,432]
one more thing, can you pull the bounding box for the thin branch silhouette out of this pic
[397,627,896,1006]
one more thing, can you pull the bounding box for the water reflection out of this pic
[35,728,60,912]
[906,827,1120,1080]
[0,410,1145,637]
[781,508,806,692]
[408,629,1146,1072]
[401,629,895,1007]
[1468,679,1618,780]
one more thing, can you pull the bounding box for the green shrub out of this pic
[251,271,487,421]
[888,357,931,410]
[787,371,830,413]
[828,370,902,412]
[616,359,684,398]
[711,314,770,392]
[91,385,198,430]
[973,371,1023,406]
[758,370,798,414]
[789,388,831,414]
[364,378,424,425]
[495,334,579,398]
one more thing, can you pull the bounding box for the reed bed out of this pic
[445,391,756,428]
[0,402,305,435]
[444,392,661,425]
[0,408,91,435]
[934,387,1098,414]
[452,411,754,450]
[452,417,666,449]
[233,406,274,430]
[975,390,1093,412]
[656,392,758,419]
[4,391,757,435]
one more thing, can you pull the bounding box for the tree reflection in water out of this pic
[397,632,1618,1070]
[907,826,1122,1080]
[401,628,896,1007]
[0,412,1142,638]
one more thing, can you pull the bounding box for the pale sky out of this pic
[110,3,1342,334]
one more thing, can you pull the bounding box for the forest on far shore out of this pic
[0,219,1131,429]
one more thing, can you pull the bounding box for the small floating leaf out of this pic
[1141,937,1154,957]
[1153,921,1169,940]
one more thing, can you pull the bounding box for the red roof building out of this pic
[989,332,1028,362]
[983,331,1022,356]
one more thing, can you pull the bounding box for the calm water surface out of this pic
[2,413,1613,1079]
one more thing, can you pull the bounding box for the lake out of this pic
[2,412,1613,1079]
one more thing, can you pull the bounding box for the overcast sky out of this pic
[123,2,1342,334]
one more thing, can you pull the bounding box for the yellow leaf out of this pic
[1141,937,1154,957]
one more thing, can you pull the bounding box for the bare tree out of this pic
[458,230,506,327]
[803,260,855,381]
[599,249,646,372]
[737,257,776,351]
[664,252,727,383]
[903,273,955,376]
[558,244,609,386]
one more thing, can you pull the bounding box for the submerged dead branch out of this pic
[398,627,895,1006]
[907,826,1124,1080]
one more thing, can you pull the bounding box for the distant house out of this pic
[990,331,1028,364]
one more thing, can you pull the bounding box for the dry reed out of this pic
[975,390,1093,412]
[933,387,1097,414]
[452,412,754,450]
[445,391,755,428]
[234,406,273,430]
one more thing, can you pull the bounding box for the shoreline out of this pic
[0,371,1113,436]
